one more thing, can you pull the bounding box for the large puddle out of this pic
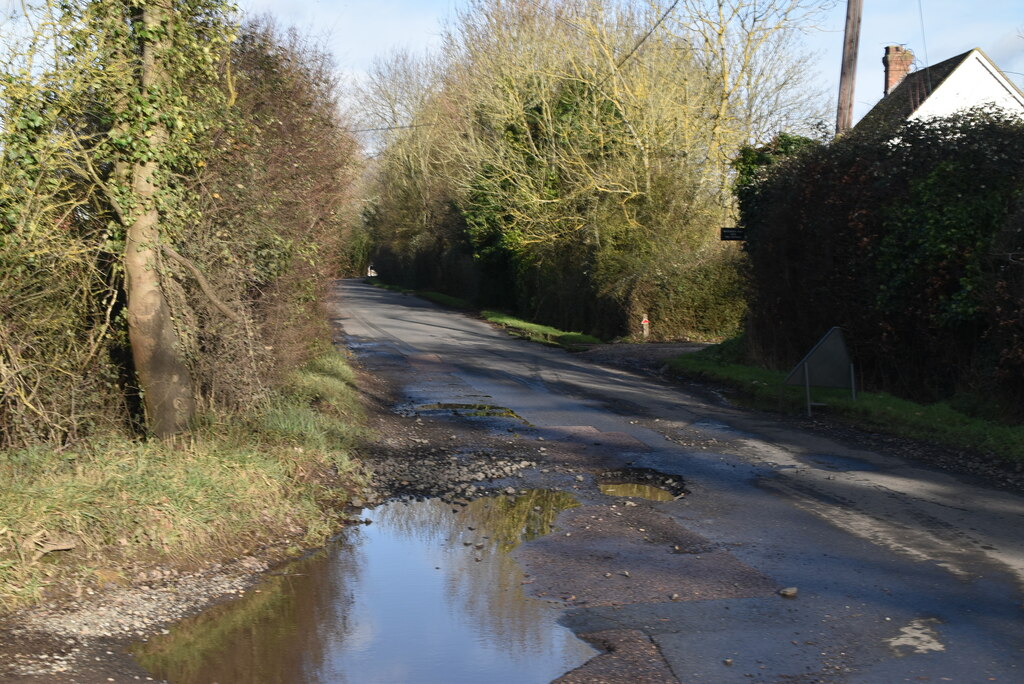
[132,491,596,683]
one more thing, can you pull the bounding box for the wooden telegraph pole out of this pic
[836,0,863,133]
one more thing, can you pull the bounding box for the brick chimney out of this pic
[883,45,914,95]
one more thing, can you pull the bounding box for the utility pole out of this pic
[836,0,863,134]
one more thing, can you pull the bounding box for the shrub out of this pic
[738,109,1024,420]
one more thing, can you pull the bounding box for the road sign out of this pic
[720,227,746,241]
[785,327,857,416]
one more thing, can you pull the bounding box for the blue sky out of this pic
[3,0,1016,125]
[235,0,1023,126]
[194,2,1022,125]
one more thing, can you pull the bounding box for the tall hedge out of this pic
[738,109,1024,418]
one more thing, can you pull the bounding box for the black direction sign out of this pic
[720,227,747,241]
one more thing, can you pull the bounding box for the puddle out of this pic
[132,492,594,684]
[597,468,686,501]
[599,483,676,501]
[417,403,526,421]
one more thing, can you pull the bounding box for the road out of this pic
[332,279,1024,683]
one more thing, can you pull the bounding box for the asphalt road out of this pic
[332,279,1024,683]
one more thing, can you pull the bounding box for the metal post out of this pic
[804,363,813,417]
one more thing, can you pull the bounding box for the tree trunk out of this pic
[123,0,195,437]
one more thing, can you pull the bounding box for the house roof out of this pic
[856,49,972,131]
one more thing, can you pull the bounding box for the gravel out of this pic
[2,556,271,682]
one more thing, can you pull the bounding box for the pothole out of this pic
[397,402,531,424]
[597,468,686,501]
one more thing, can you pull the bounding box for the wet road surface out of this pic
[332,279,1024,683]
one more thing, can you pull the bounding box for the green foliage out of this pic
[362,0,763,343]
[0,8,358,445]
[738,109,1024,419]
[733,132,820,189]
[481,310,602,349]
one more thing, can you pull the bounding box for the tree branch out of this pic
[161,244,243,323]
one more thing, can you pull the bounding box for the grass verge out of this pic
[416,291,474,310]
[669,341,1024,463]
[0,351,368,612]
[481,310,601,350]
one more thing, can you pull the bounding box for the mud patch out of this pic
[416,402,528,422]
[527,426,651,470]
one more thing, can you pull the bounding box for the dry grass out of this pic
[0,352,367,612]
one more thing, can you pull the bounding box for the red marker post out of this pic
[641,313,650,339]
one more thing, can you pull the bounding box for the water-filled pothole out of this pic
[599,482,675,501]
[411,401,532,421]
[598,468,686,501]
[132,491,594,683]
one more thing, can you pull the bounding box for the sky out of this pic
[235,0,1024,128]
[2,0,1018,126]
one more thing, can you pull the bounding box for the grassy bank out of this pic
[480,311,601,349]
[670,341,1024,463]
[0,352,367,612]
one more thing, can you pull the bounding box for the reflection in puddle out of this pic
[133,492,593,684]
[599,483,676,501]
[417,402,520,418]
[397,402,531,426]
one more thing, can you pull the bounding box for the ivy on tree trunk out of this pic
[120,0,198,436]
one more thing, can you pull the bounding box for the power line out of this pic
[614,0,679,73]
[597,0,680,88]
[344,123,435,134]
[917,0,933,94]
[521,0,660,75]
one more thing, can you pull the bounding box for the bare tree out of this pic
[665,0,834,190]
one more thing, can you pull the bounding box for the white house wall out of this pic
[911,51,1024,121]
